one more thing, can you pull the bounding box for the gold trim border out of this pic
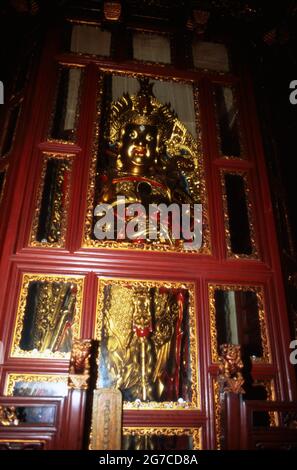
[213,84,246,160]
[29,153,74,249]
[95,277,200,410]
[47,64,85,145]
[122,427,202,450]
[10,273,85,359]
[221,170,259,260]
[212,378,222,450]
[254,378,278,427]
[4,373,68,396]
[209,284,271,364]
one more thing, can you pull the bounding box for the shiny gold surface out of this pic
[123,427,202,450]
[221,170,259,259]
[209,284,271,364]
[29,153,74,248]
[95,277,199,409]
[4,373,68,396]
[218,344,245,394]
[83,72,210,253]
[10,273,84,359]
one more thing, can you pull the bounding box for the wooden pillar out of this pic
[63,389,87,450]
[223,392,241,450]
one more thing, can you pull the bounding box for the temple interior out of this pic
[0,0,297,451]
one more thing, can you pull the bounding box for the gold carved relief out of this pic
[95,278,199,410]
[82,72,210,254]
[213,378,222,450]
[10,273,84,359]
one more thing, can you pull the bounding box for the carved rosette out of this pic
[68,339,92,390]
[218,344,245,394]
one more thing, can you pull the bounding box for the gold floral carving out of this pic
[123,427,202,450]
[29,153,74,248]
[221,170,259,260]
[10,273,84,359]
[213,378,222,450]
[4,373,68,396]
[0,406,19,426]
[82,73,211,254]
[68,339,92,390]
[209,284,271,364]
[95,277,199,410]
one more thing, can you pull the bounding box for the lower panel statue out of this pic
[95,279,199,409]
[11,274,84,359]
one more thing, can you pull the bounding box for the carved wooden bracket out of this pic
[68,339,92,390]
[218,344,245,394]
[103,2,122,22]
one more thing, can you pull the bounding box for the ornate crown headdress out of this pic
[108,78,177,146]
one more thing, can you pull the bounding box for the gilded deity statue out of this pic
[95,78,200,248]
[98,284,190,403]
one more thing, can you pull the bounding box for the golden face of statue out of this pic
[120,123,158,175]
